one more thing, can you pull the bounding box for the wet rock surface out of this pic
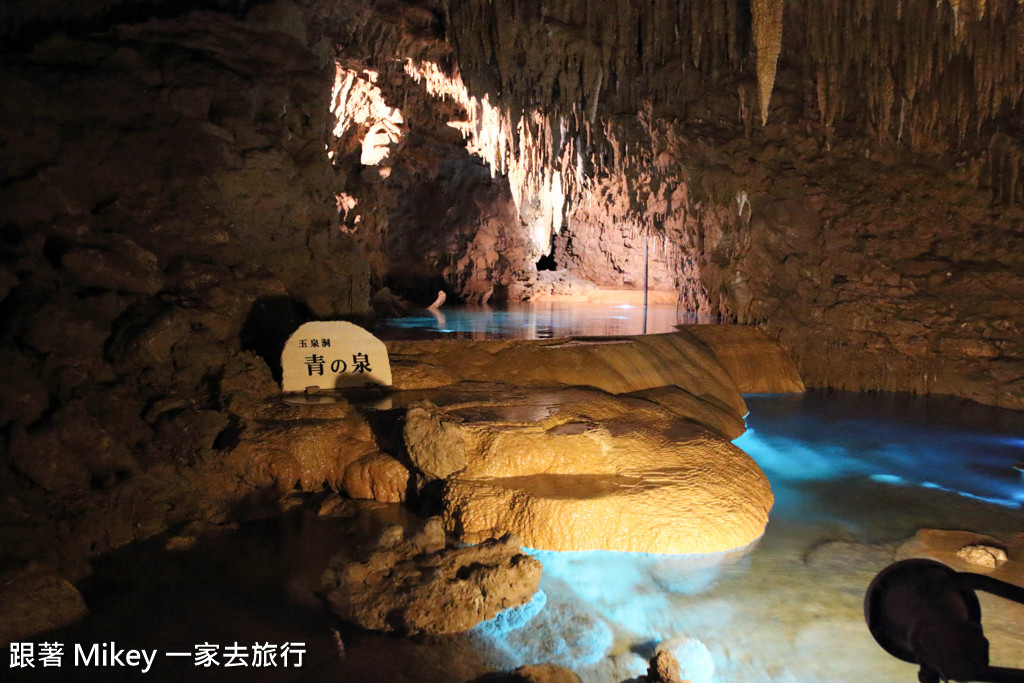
[321,520,542,636]
[472,663,583,683]
[404,384,774,554]
[643,651,684,683]
[387,333,752,420]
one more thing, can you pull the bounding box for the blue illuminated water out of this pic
[467,390,1024,683]
[737,391,1024,516]
[376,302,715,339]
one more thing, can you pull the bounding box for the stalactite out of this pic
[428,0,1024,245]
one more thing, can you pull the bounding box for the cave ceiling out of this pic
[1,0,1023,409]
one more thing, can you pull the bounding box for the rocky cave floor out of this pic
[3,384,1023,683]
[8,483,1024,683]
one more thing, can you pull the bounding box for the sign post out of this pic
[280,321,392,392]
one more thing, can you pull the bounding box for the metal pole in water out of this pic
[643,233,649,334]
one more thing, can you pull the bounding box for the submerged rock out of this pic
[653,637,714,683]
[956,544,1009,569]
[404,385,773,554]
[644,650,683,683]
[321,521,542,636]
[472,663,583,683]
[478,588,614,671]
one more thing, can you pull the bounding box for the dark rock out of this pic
[370,286,411,317]
[0,564,88,643]
[7,400,136,493]
[61,235,163,295]
[321,524,542,635]
[0,350,48,427]
[471,663,582,683]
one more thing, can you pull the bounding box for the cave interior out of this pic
[1,0,1024,680]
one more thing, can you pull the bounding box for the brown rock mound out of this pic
[321,520,542,635]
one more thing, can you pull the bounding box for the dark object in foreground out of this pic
[865,558,1024,682]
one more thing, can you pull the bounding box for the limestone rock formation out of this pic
[0,2,1021,674]
[653,638,714,683]
[404,385,774,554]
[389,329,803,413]
[684,325,805,394]
[321,521,542,636]
[957,544,1009,569]
[645,650,684,683]
[388,332,752,425]
[0,565,89,643]
[626,385,746,441]
[898,529,1023,580]
[341,452,410,503]
[226,396,405,499]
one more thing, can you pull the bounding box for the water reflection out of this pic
[474,390,1024,683]
[376,302,717,340]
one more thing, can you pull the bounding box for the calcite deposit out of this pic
[404,386,774,554]
[321,520,542,635]
[227,396,406,499]
[388,328,792,409]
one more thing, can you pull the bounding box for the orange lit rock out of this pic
[388,332,750,419]
[342,452,410,503]
[0,564,88,643]
[646,650,684,683]
[226,397,379,492]
[405,386,773,554]
[684,325,805,394]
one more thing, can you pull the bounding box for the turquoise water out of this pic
[738,391,1024,517]
[376,302,716,339]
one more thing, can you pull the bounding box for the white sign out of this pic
[281,321,391,392]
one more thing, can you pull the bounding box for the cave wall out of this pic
[435,0,1024,409]
[0,0,428,563]
[2,0,1024,568]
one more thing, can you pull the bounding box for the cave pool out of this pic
[374,302,715,339]
[22,310,1024,683]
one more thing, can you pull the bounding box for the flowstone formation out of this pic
[321,519,542,636]
[404,384,774,554]
[385,329,796,553]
